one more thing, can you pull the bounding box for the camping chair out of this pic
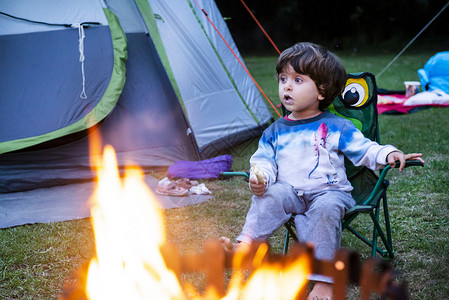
[222,72,423,259]
[282,72,424,258]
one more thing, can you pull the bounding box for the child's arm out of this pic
[387,151,425,171]
[249,129,277,192]
[340,120,423,171]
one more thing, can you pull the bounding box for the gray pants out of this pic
[236,181,355,283]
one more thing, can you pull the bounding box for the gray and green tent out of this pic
[0,0,272,195]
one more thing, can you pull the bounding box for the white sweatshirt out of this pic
[250,111,397,192]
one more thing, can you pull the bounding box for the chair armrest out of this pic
[219,171,250,180]
[379,159,424,183]
[393,159,425,169]
[361,160,424,206]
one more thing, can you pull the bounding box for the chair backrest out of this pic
[327,72,381,205]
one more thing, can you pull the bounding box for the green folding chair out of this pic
[221,72,423,259]
[282,72,424,258]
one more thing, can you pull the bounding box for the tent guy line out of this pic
[191,0,281,118]
[376,1,449,79]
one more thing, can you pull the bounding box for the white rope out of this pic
[377,1,449,79]
[72,23,88,99]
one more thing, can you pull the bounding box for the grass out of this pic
[1,50,448,299]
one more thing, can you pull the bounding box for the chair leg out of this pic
[283,221,298,254]
[371,207,380,257]
[370,210,394,259]
[346,225,388,257]
[383,194,393,254]
[283,230,290,255]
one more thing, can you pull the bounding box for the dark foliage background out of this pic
[215,0,449,54]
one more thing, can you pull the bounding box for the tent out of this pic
[0,0,272,194]
[0,0,272,227]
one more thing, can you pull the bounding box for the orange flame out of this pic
[86,145,184,299]
[224,243,310,300]
[85,146,310,299]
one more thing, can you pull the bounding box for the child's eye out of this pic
[280,77,287,83]
[295,77,302,83]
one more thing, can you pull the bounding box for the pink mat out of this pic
[377,93,449,114]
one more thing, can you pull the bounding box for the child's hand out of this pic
[387,151,424,171]
[249,176,266,196]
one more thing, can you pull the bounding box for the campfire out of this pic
[59,145,408,300]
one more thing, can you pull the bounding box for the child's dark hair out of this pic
[275,42,347,110]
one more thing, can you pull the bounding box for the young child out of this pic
[221,42,424,300]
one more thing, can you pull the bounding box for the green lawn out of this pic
[1,50,448,299]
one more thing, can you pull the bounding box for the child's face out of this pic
[278,64,324,120]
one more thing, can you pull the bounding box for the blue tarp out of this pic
[0,174,210,229]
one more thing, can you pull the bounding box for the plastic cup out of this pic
[404,81,421,98]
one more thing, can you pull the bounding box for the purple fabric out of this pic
[167,155,232,179]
